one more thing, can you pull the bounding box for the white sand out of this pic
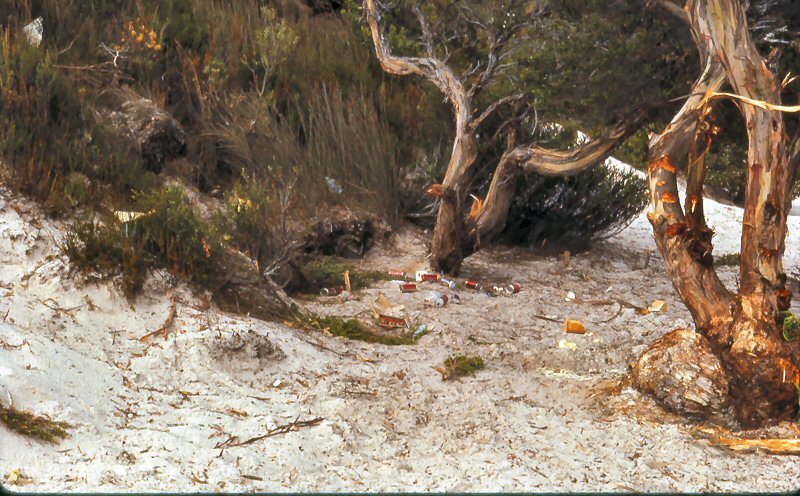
[1,182,800,492]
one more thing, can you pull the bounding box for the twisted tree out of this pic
[363,0,646,273]
[635,0,800,427]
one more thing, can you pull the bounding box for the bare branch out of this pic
[363,0,469,117]
[413,2,436,58]
[471,93,525,131]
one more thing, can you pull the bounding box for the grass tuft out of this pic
[0,403,71,443]
[440,354,485,380]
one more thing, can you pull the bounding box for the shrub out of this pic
[438,354,485,380]
[63,186,225,296]
[298,256,388,294]
[498,163,649,253]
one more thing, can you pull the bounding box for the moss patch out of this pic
[440,354,485,380]
[0,403,71,443]
[304,315,417,346]
[299,257,390,294]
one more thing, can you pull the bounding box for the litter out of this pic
[325,176,343,194]
[23,17,43,47]
[424,291,448,307]
[399,283,418,293]
[413,324,431,338]
[319,287,343,296]
[565,291,576,302]
[378,315,407,328]
[558,339,577,351]
[564,319,586,334]
[466,280,482,290]
[440,277,457,289]
[388,270,410,280]
[415,271,440,282]
[648,300,668,313]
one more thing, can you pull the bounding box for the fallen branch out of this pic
[140,296,177,342]
[219,416,324,448]
[695,426,800,455]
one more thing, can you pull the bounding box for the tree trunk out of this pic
[638,0,800,428]
[430,122,479,274]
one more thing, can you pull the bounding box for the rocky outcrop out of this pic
[95,89,186,173]
[302,207,391,259]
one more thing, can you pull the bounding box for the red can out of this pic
[400,283,418,293]
[466,280,482,290]
[388,270,407,279]
[507,283,522,294]
[421,273,441,282]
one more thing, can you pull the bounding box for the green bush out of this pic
[498,163,649,253]
[63,186,225,296]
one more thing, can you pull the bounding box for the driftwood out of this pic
[214,416,324,449]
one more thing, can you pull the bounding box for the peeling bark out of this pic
[638,0,800,428]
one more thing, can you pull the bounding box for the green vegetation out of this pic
[63,186,224,296]
[441,355,486,380]
[0,403,70,443]
[299,257,389,294]
[714,253,741,267]
[310,315,418,346]
[783,313,800,342]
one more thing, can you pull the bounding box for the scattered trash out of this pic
[565,291,576,302]
[23,17,43,47]
[648,300,668,313]
[319,287,343,296]
[415,271,440,282]
[466,280,482,290]
[388,270,411,280]
[507,283,522,294]
[563,250,571,268]
[413,323,432,339]
[399,283,418,293]
[440,277,457,289]
[424,291,448,307]
[564,319,586,334]
[337,290,350,303]
[325,176,343,194]
[378,314,407,328]
[558,339,577,351]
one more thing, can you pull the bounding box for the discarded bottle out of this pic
[440,278,457,289]
[399,283,418,293]
[320,287,343,297]
[466,280,482,291]
[424,291,448,307]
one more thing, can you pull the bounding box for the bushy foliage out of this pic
[63,186,224,296]
[498,163,648,253]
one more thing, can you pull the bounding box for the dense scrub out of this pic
[1,0,687,305]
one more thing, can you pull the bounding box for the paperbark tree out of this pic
[363,0,644,274]
[637,0,800,427]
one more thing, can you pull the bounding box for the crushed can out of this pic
[379,314,407,328]
[466,280,482,291]
[400,283,418,293]
[388,270,410,280]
